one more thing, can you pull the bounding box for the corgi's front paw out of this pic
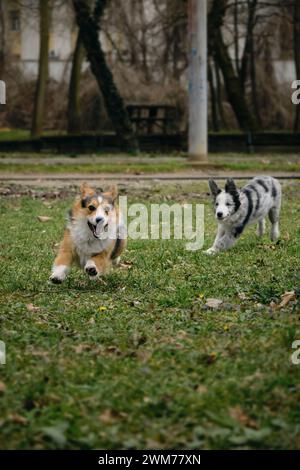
[50,275,63,284]
[205,247,218,255]
[50,265,69,284]
[85,260,98,279]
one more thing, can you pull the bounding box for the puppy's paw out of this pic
[50,275,63,285]
[85,261,98,279]
[205,247,218,255]
[50,265,69,284]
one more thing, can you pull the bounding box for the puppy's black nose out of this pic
[217,212,223,219]
[96,216,104,224]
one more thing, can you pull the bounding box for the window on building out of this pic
[10,11,20,32]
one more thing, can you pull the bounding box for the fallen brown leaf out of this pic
[205,298,223,309]
[283,232,290,241]
[238,292,248,301]
[37,216,52,223]
[279,290,296,309]
[9,414,28,425]
[0,381,6,393]
[196,385,208,394]
[26,303,41,312]
[119,261,133,269]
[74,344,91,354]
[99,409,120,424]
[229,405,257,428]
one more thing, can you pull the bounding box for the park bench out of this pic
[126,104,180,135]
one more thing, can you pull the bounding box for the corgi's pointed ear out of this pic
[109,185,118,203]
[102,185,118,204]
[209,179,220,198]
[80,182,93,197]
[225,178,237,195]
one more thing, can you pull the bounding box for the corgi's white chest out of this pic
[69,220,111,267]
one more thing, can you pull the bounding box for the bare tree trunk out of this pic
[233,0,239,76]
[209,0,257,131]
[67,31,85,134]
[215,60,227,129]
[240,0,257,89]
[72,0,138,151]
[0,0,5,75]
[294,0,300,132]
[31,0,50,138]
[208,60,219,132]
[248,5,262,128]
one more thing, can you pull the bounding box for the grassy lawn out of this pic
[0,160,188,175]
[0,152,300,174]
[0,181,299,450]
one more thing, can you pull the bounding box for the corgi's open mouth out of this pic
[88,221,109,238]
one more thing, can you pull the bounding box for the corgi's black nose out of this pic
[217,212,223,219]
[96,216,104,224]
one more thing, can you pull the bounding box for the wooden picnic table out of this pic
[126,104,180,135]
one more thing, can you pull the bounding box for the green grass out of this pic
[0,181,299,450]
[0,129,30,141]
[0,152,299,174]
[0,161,188,174]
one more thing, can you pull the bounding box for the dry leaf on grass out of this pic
[270,291,296,310]
[9,414,28,425]
[74,344,91,354]
[26,303,41,312]
[37,216,52,223]
[119,261,133,269]
[196,385,208,394]
[283,232,290,241]
[237,292,248,301]
[0,381,6,393]
[205,298,223,309]
[279,291,296,309]
[229,406,257,428]
[99,409,122,424]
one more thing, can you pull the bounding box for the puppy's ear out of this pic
[209,179,220,198]
[109,185,118,202]
[80,183,94,208]
[103,185,118,204]
[225,178,238,195]
[225,178,241,210]
[80,182,94,198]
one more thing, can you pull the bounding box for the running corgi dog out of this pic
[50,183,126,283]
[206,176,281,254]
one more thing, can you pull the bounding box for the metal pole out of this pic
[188,0,207,161]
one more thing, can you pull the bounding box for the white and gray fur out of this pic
[206,176,281,254]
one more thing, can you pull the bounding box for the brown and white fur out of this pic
[50,183,126,283]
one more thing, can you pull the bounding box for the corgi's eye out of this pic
[104,207,110,215]
[88,205,96,212]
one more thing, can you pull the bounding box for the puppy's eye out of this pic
[226,203,232,207]
[215,202,219,207]
[104,207,110,215]
[88,205,96,212]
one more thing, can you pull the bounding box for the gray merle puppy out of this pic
[206,176,281,254]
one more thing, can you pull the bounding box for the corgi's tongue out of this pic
[95,223,102,237]
[88,221,99,238]
[88,221,109,238]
